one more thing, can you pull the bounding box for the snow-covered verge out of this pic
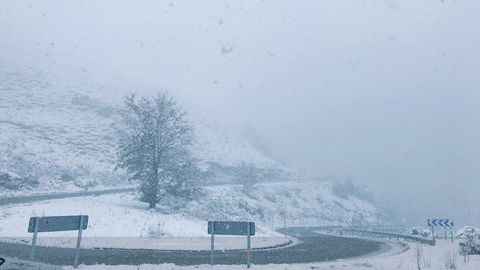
[0,181,383,236]
[0,180,382,249]
[0,191,291,250]
[63,239,480,270]
[0,58,293,197]
[0,257,62,270]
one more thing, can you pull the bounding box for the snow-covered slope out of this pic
[199,180,381,226]
[0,59,291,195]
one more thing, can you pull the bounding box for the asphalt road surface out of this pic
[0,188,136,206]
[0,227,384,266]
[0,180,323,207]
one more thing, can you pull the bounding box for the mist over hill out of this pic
[0,58,295,195]
[0,58,389,226]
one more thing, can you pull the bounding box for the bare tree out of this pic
[116,93,198,208]
[235,162,258,194]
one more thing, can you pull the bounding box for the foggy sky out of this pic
[1,0,479,226]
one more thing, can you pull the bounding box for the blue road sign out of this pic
[208,221,255,236]
[28,215,88,233]
[427,219,454,227]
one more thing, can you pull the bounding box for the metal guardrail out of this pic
[343,228,436,246]
[347,225,407,234]
[307,226,436,246]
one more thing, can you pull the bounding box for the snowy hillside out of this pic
[0,59,291,196]
[199,180,382,226]
[0,59,386,226]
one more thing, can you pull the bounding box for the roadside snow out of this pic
[0,192,205,238]
[0,180,383,251]
[0,190,296,250]
[0,181,382,238]
[0,257,62,270]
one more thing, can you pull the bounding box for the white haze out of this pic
[1,0,479,226]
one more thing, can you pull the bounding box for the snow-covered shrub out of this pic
[410,227,430,238]
[58,164,90,182]
[148,221,167,238]
[456,226,479,238]
[233,162,258,195]
[350,212,368,226]
[0,150,52,190]
[91,170,124,186]
[0,170,38,190]
[264,192,277,203]
[332,179,374,203]
[459,226,480,257]
[73,179,97,190]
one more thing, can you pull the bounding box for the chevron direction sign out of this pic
[427,219,454,227]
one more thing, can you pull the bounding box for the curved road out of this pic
[0,190,386,266]
[0,188,136,206]
[0,227,385,266]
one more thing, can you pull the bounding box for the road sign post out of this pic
[208,221,255,268]
[30,217,40,260]
[210,230,214,266]
[247,222,251,268]
[28,215,88,268]
[427,219,454,242]
[74,215,86,268]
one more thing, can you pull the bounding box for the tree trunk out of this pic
[149,201,156,208]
